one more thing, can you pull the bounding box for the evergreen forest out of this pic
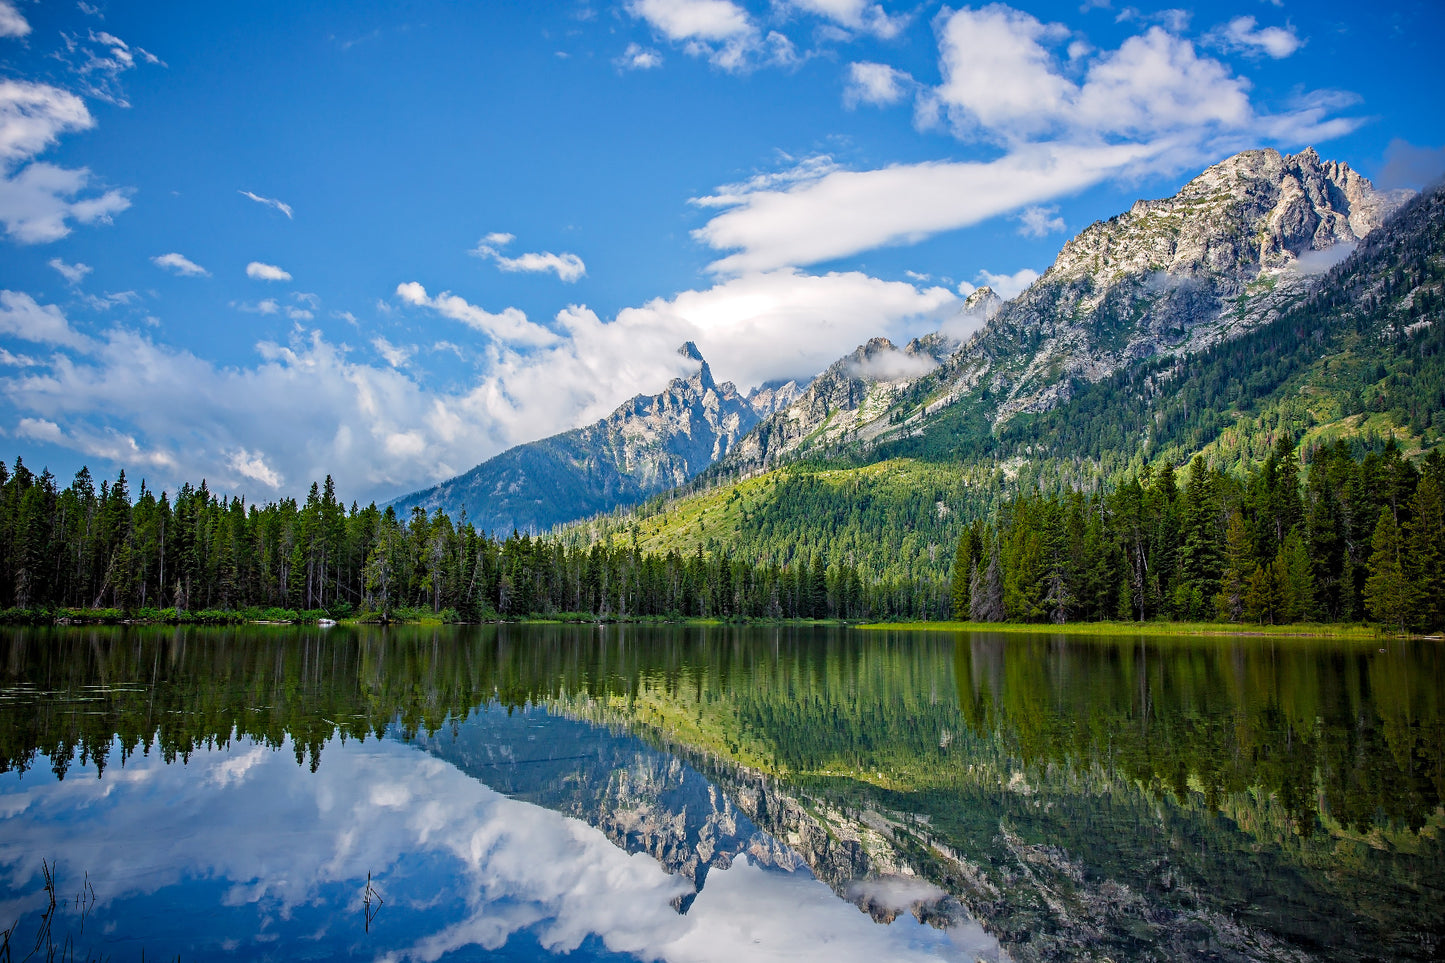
[1,434,1440,629]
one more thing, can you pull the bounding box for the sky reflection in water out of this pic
[0,707,998,962]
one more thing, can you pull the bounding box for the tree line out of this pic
[1,433,1440,628]
[0,458,889,621]
[951,438,1445,630]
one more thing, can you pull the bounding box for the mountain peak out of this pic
[677,341,705,363]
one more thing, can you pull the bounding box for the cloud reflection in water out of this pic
[0,731,1000,962]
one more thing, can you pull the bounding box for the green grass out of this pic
[855,619,1393,640]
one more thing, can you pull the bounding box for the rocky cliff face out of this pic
[721,148,1410,473]
[390,343,780,533]
[724,333,958,470]
[963,147,1411,423]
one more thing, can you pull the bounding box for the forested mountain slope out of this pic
[570,177,1445,607]
[389,344,804,534]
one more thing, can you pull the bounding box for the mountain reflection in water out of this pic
[0,623,1440,962]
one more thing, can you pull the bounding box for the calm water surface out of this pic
[0,624,1440,962]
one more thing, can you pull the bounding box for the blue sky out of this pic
[1,0,1442,504]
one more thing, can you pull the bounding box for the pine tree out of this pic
[1364,510,1412,632]
[1406,474,1444,630]
[1215,510,1251,622]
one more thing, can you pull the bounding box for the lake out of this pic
[0,624,1440,962]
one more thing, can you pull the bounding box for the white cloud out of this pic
[48,257,93,285]
[627,0,790,71]
[226,447,283,489]
[931,9,1251,143]
[239,189,294,219]
[0,289,93,350]
[696,5,1357,274]
[0,1,29,38]
[0,80,94,166]
[246,261,292,282]
[1,274,953,501]
[849,347,938,382]
[286,307,313,321]
[80,290,136,311]
[1285,241,1355,276]
[629,0,752,41]
[1016,205,1065,238]
[616,42,663,70]
[610,269,957,388]
[372,336,416,368]
[0,733,992,963]
[0,80,130,244]
[472,234,587,283]
[234,298,280,315]
[694,141,1160,274]
[0,160,131,243]
[786,0,907,39]
[844,62,912,108]
[152,252,210,277]
[57,28,164,108]
[973,267,1040,301]
[1206,16,1301,59]
[396,282,559,348]
[0,347,39,366]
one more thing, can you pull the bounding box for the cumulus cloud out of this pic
[695,4,1358,274]
[0,1,29,38]
[2,274,953,502]
[152,252,210,277]
[226,447,283,488]
[239,189,294,219]
[396,282,559,348]
[0,80,130,243]
[844,62,912,108]
[616,42,663,70]
[1205,16,1301,59]
[786,0,907,39]
[48,257,93,285]
[471,234,587,283]
[627,0,793,71]
[246,261,292,282]
[1016,205,1065,238]
[610,269,957,388]
[0,289,94,350]
[969,268,1039,301]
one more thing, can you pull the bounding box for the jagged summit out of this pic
[390,344,783,533]
[716,146,1411,473]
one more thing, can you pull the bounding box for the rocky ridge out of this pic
[391,342,803,533]
[720,147,1410,474]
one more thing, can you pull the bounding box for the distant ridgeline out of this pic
[0,436,1441,628]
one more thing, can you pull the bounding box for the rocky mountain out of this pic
[719,147,1410,474]
[389,343,806,533]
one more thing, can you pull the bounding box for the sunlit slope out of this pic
[569,181,1445,578]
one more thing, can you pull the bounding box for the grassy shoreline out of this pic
[4,607,1432,640]
[854,619,1405,640]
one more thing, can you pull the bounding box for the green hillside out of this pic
[573,182,1445,606]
